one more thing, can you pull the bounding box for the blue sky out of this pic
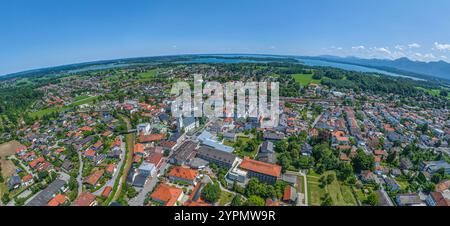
[1,0,450,75]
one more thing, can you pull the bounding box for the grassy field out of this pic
[396,179,410,190]
[416,87,450,100]
[292,73,321,86]
[307,171,357,206]
[218,190,234,206]
[138,69,157,81]
[74,95,90,101]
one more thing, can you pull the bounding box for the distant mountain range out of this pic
[305,55,450,81]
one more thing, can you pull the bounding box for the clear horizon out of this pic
[2,0,450,75]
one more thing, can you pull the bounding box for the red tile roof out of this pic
[139,133,166,143]
[430,192,449,206]
[184,200,210,206]
[283,186,293,201]
[114,137,121,147]
[29,157,45,168]
[134,143,145,155]
[146,152,164,167]
[85,169,104,186]
[160,141,177,149]
[84,149,96,157]
[101,186,112,198]
[150,183,183,206]
[105,164,116,174]
[92,140,103,149]
[80,126,93,132]
[48,194,67,206]
[332,131,349,142]
[15,146,27,153]
[239,157,281,178]
[74,192,96,206]
[168,166,198,181]
[265,198,282,206]
[22,174,33,182]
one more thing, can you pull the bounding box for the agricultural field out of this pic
[292,73,321,86]
[307,171,358,206]
[0,141,22,197]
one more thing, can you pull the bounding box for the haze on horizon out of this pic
[1,0,450,76]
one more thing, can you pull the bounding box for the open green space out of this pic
[230,135,258,158]
[307,171,357,206]
[292,73,321,86]
[218,190,234,206]
[30,96,98,118]
[74,95,90,101]
[396,179,410,190]
[138,69,157,81]
[416,87,450,100]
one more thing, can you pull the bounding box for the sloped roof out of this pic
[239,157,281,178]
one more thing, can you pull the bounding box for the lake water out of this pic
[181,55,422,80]
[296,58,422,80]
[68,55,423,81]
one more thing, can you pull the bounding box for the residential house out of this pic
[167,166,199,185]
[283,186,297,203]
[47,194,67,206]
[73,192,97,206]
[138,161,156,177]
[150,183,183,206]
[396,194,423,206]
[85,169,104,187]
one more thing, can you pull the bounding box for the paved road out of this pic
[299,170,308,206]
[311,113,323,128]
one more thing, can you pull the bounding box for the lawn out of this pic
[307,171,357,206]
[138,69,157,81]
[396,179,410,190]
[292,73,321,86]
[74,95,90,101]
[218,190,234,206]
